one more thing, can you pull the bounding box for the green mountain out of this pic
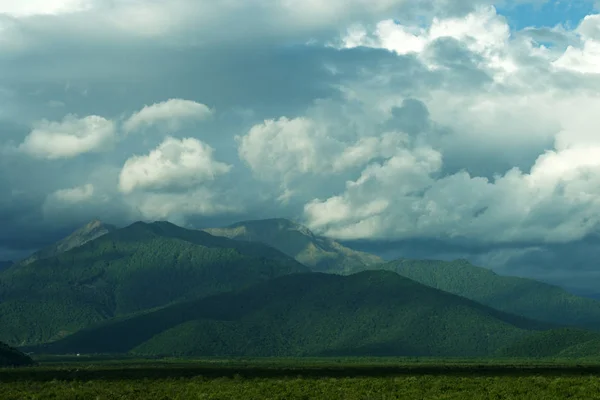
[377,259,600,331]
[17,219,117,266]
[0,341,33,367]
[204,218,383,273]
[0,221,308,346]
[33,270,563,358]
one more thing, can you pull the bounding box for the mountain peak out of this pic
[83,218,104,229]
[75,219,115,235]
[228,218,315,238]
[62,219,116,243]
[204,218,383,273]
[17,219,117,266]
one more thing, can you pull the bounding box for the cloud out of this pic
[3,0,600,290]
[123,188,241,224]
[0,0,546,57]
[335,6,516,83]
[237,117,327,182]
[302,110,600,244]
[277,7,600,246]
[553,14,600,73]
[0,0,90,17]
[119,136,232,194]
[18,114,115,159]
[123,98,213,133]
[48,183,95,204]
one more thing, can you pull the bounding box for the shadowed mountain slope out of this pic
[0,341,33,366]
[33,270,566,358]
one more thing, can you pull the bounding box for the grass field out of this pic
[3,357,600,399]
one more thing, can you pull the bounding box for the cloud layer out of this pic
[2,0,600,289]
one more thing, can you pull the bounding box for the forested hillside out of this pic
[379,259,600,330]
[33,270,568,358]
[0,221,307,346]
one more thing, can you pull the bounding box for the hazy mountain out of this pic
[34,270,565,358]
[204,218,383,273]
[0,221,308,346]
[17,219,117,266]
[0,341,33,366]
[377,258,600,331]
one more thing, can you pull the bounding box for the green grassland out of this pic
[4,358,600,399]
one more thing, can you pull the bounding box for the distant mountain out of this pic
[34,270,562,358]
[0,261,13,272]
[0,341,33,366]
[17,219,117,266]
[204,218,383,273]
[0,221,308,346]
[377,259,600,331]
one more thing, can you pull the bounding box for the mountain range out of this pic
[0,221,307,346]
[5,217,600,358]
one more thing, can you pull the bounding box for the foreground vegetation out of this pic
[3,358,600,399]
[6,375,600,399]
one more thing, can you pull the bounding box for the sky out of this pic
[1,0,600,292]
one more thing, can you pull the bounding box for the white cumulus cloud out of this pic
[123,98,213,133]
[47,183,95,204]
[237,117,328,182]
[18,115,115,159]
[119,136,231,194]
